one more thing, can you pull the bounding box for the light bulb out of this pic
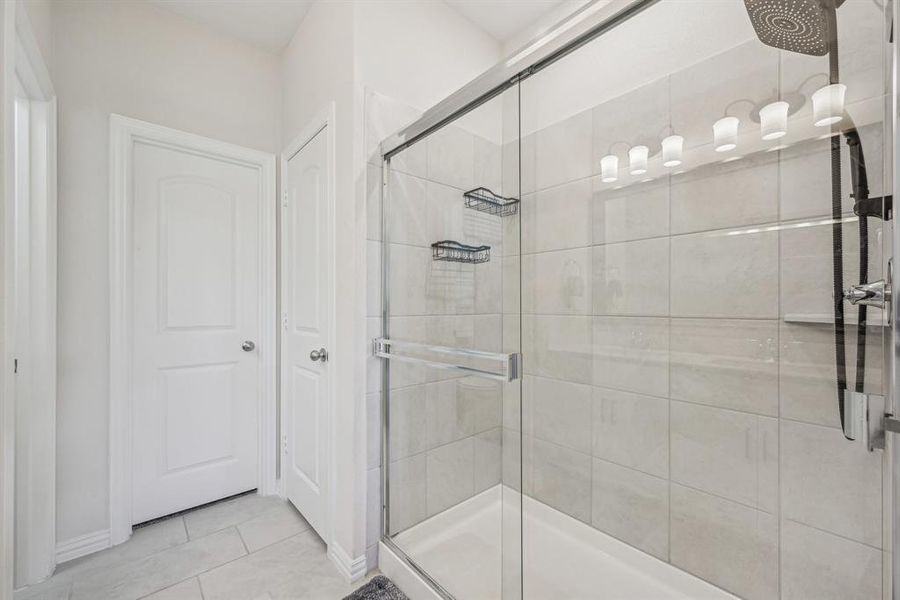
[759,101,789,140]
[629,145,649,175]
[661,135,683,168]
[713,117,739,152]
[812,83,847,127]
[600,154,618,183]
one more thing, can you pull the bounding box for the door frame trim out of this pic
[108,114,277,545]
[278,102,337,555]
[4,3,56,591]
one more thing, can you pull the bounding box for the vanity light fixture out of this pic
[629,145,649,175]
[812,83,847,127]
[759,101,789,140]
[600,154,619,183]
[661,135,684,167]
[713,116,739,152]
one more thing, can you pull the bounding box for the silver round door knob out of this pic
[309,348,328,362]
[242,340,256,352]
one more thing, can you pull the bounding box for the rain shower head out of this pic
[742,0,843,56]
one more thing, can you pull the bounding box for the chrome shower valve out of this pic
[843,279,891,309]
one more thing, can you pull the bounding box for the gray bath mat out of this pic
[344,575,409,600]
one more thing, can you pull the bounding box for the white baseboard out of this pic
[55,529,110,564]
[327,543,367,583]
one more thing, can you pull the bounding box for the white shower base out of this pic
[384,485,736,600]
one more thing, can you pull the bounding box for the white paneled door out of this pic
[131,140,262,524]
[282,120,332,540]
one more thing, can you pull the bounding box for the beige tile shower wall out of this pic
[365,92,508,539]
[506,37,890,600]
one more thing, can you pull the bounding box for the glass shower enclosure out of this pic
[376,0,896,598]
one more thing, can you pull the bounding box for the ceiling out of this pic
[442,0,570,43]
[148,0,572,54]
[148,0,315,54]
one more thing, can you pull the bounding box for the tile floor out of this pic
[15,493,371,600]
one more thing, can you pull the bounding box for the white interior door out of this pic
[282,124,332,540]
[131,139,262,524]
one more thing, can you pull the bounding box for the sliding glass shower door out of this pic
[379,0,893,598]
[380,87,524,599]
[517,1,891,598]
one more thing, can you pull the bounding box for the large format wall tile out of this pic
[523,315,593,384]
[426,124,474,190]
[779,125,885,222]
[501,134,531,199]
[427,180,467,245]
[525,375,592,454]
[591,459,669,560]
[671,229,778,319]
[592,178,669,245]
[474,259,502,315]
[425,378,500,450]
[671,401,777,512]
[670,152,778,235]
[670,485,778,600]
[501,428,528,493]
[593,316,668,397]
[592,387,668,478]
[534,110,592,191]
[592,77,669,175]
[388,454,427,535]
[473,314,502,352]
[780,219,876,319]
[426,260,476,316]
[388,244,429,316]
[474,428,502,493]
[474,135,502,194]
[592,238,669,317]
[426,438,475,516]
[501,255,520,314]
[781,519,882,600]
[390,138,427,180]
[781,419,882,547]
[670,318,778,416]
[780,322,883,428]
[531,439,592,524]
[389,385,428,460]
[670,42,779,153]
[387,172,428,247]
[522,178,592,253]
[523,247,592,315]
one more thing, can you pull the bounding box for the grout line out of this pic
[781,517,886,553]
[236,526,250,555]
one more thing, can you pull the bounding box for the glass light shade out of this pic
[812,83,846,127]
[661,135,683,167]
[759,101,789,140]
[600,154,618,183]
[713,117,739,152]
[629,145,649,175]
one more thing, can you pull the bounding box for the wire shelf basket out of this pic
[431,240,491,264]
[463,187,520,217]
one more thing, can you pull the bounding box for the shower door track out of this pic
[379,0,659,160]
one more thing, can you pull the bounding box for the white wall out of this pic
[51,0,281,543]
[280,0,501,571]
[28,0,500,568]
[354,1,499,117]
[280,0,362,571]
[17,0,51,68]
